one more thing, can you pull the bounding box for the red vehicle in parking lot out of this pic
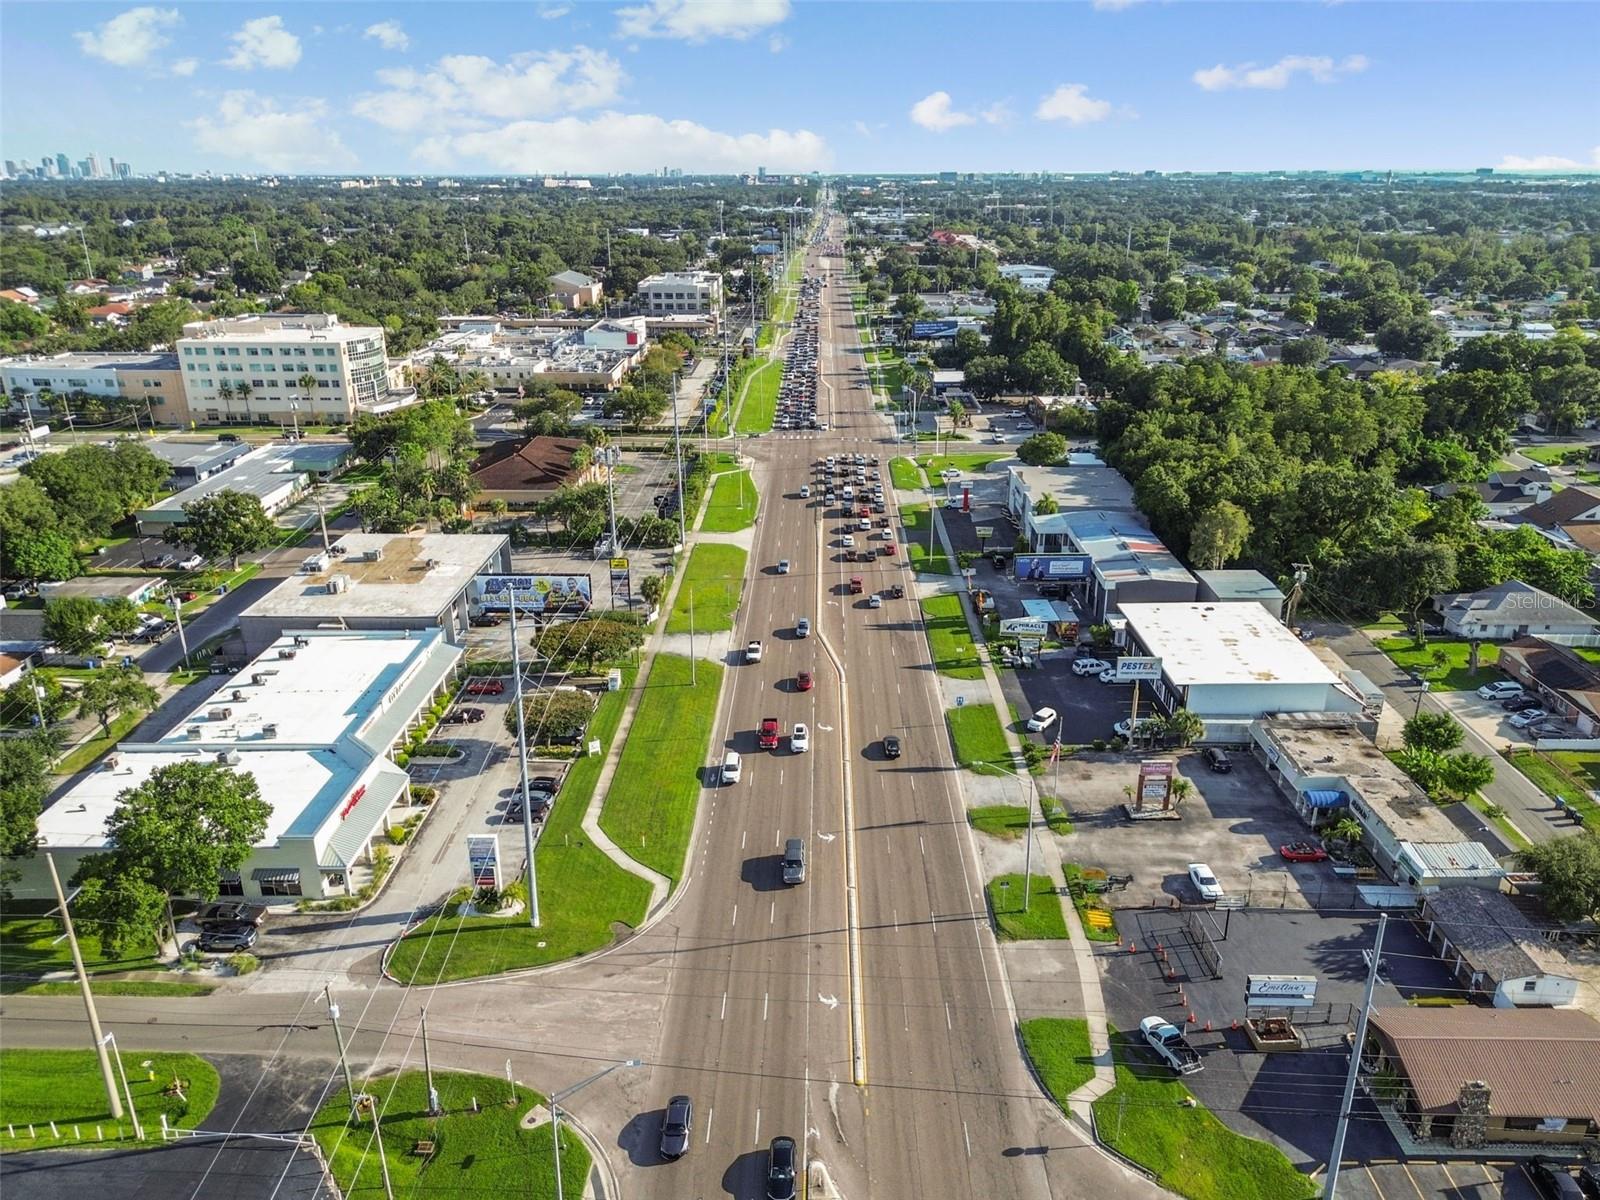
[1279,842,1329,863]
[465,678,506,696]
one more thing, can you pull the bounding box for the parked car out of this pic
[1503,694,1542,712]
[1187,863,1224,901]
[1025,707,1058,732]
[1072,657,1111,677]
[659,1095,693,1160]
[1097,668,1118,685]
[1477,680,1524,701]
[196,923,259,953]
[465,679,505,695]
[1113,717,1156,739]
[470,613,504,627]
[1510,708,1549,729]
[460,706,486,723]
[1279,842,1329,863]
[178,554,205,571]
[1527,1157,1585,1200]
[1575,1161,1600,1200]
[195,901,266,928]
[1201,747,1231,773]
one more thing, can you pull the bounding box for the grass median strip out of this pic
[666,543,747,634]
[311,1070,587,1200]
[1020,1017,1097,1100]
[922,592,984,679]
[902,505,952,574]
[986,873,1067,940]
[733,357,783,435]
[600,653,724,886]
[889,456,924,491]
[946,702,1012,774]
[387,664,650,983]
[968,800,1072,840]
[1090,1028,1317,1200]
[700,469,758,532]
[0,1048,218,1150]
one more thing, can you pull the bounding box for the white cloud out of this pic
[1497,147,1600,171]
[74,7,180,69]
[171,57,198,77]
[413,111,829,174]
[1193,53,1368,91]
[853,120,874,139]
[981,101,1015,127]
[909,91,975,133]
[616,0,789,42]
[223,16,302,71]
[189,91,354,171]
[1035,83,1112,125]
[1092,0,1144,9]
[353,47,624,133]
[768,34,789,54]
[363,21,409,52]
[540,4,572,17]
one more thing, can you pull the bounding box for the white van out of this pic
[721,751,743,785]
[1477,680,1524,701]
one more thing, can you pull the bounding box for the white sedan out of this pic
[842,535,855,548]
[791,723,810,753]
[940,468,961,482]
[1025,707,1058,732]
[1072,658,1111,677]
[1188,863,1224,901]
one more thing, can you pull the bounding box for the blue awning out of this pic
[1303,789,1347,809]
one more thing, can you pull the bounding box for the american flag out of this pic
[1049,737,1062,764]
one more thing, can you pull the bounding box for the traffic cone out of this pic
[1231,1019,1240,1031]
[1166,968,1177,982]
[1185,1011,1196,1025]
[1204,1019,1213,1032]
[1127,940,1138,954]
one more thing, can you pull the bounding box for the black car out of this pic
[1527,1157,1585,1200]
[196,923,259,953]
[470,613,504,627]
[1503,694,1543,712]
[1202,748,1231,773]
[765,1136,797,1200]
[195,901,266,928]
[883,735,902,759]
[659,1094,693,1160]
[1577,1163,1600,1199]
[461,706,486,723]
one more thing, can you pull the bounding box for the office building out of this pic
[0,351,184,421]
[636,271,723,315]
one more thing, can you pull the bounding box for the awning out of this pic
[1303,789,1347,809]
[251,866,301,883]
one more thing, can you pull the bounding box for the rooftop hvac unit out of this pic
[231,690,246,702]
[104,754,119,770]
[216,750,241,766]
[187,724,203,739]
[251,672,269,685]
[278,648,297,660]
[262,723,278,739]
[365,547,384,563]
[208,707,233,720]
[293,636,310,647]
[325,575,350,594]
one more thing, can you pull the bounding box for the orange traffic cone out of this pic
[1185,1011,1196,1025]
[1204,1019,1213,1032]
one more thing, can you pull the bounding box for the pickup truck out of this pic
[758,717,780,750]
[1139,1016,1202,1075]
[849,576,864,594]
[745,640,764,664]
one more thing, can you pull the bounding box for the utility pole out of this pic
[420,1008,441,1116]
[170,591,191,670]
[1284,562,1312,630]
[323,984,361,1123]
[670,373,687,549]
[509,600,541,927]
[78,227,94,280]
[46,853,122,1121]
[1323,914,1387,1200]
[368,1093,396,1200]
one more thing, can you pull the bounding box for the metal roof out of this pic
[320,767,408,869]
[1396,840,1501,880]
[1421,887,1572,982]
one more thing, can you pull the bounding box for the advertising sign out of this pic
[974,526,995,539]
[1115,656,1164,683]
[1245,975,1318,1008]
[609,559,631,604]
[466,835,500,890]
[911,320,959,339]
[1013,555,1092,582]
[1000,617,1049,636]
[1136,760,1174,811]
[476,574,592,614]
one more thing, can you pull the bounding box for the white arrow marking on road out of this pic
[818,993,839,1010]
[817,831,836,842]
[817,724,834,732]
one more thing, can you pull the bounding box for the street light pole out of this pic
[1413,680,1430,719]
[549,1060,642,1200]
[46,852,122,1122]
[322,985,361,1123]
[509,600,541,928]
[1323,914,1387,1200]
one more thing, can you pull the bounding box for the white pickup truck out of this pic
[1139,1016,1202,1075]
[745,640,764,664]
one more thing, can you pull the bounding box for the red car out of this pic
[465,678,506,696]
[1279,842,1329,863]
[796,671,813,692]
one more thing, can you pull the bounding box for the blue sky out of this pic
[2,1,1597,175]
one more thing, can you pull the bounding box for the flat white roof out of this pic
[1121,602,1340,687]
[242,531,507,620]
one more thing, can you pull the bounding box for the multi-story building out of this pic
[0,351,185,422]
[550,270,602,310]
[176,313,414,426]
[406,317,647,394]
[636,270,722,315]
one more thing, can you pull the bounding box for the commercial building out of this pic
[1432,579,1598,642]
[549,270,602,310]
[1120,604,1365,739]
[176,313,415,426]
[38,576,165,606]
[1419,888,1578,1008]
[0,351,184,422]
[407,318,646,394]
[1366,1007,1600,1146]
[1195,570,1287,620]
[470,436,602,506]
[135,442,350,535]
[997,263,1057,293]
[636,271,722,315]
[9,629,460,903]
[1058,511,1197,621]
[1003,460,1138,553]
[236,530,510,658]
[143,438,254,487]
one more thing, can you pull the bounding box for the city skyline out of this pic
[1,2,1596,177]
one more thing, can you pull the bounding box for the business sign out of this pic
[911,320,959,339]
[974,526,995,540]
[1246,975,1318,1008]
[339,784,367,821]
[1136,760,1173,812]
[1000,617,1049,636]
[476,574,592,614]
[1013,555,1092,582]
[609,557,629,573]
[610,560,631,603]
[753,242,780,255]
[1115,657,1164,683]
[466,835,500,890]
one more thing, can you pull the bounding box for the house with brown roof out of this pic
[1366,1006,1600,1146]
[1496,637,1600,735]
[469,436,600,506]
[1512,486,1600,532]
[1419,887,1578,1008]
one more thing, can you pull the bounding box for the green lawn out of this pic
[889,456,924,491]
[665,543,747,634]
[700,470,758,532]
[986,873,1068,940]
[53,708,153,775]
[1063,862,1122,943]
[733,357,783,435]
[310,1071,587,1200]
[915,451,1012,477]
[599,653,725,885]
[1572,646,1600,666]
[946,702,1012,774]
[968,799,1073,840]
[387,665,652,984]
[921,592,984,679]
[902,505,952,574]
[1091,1028,1317,1200]
[0,1049,219,1150]
[1515,444,1586,466]
[1506,749,1600,831]
[1374,636,1500,692]
[1020,1017,1098,1101]
[8,979,216,997]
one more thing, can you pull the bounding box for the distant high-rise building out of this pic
[77,159,92,179]
[117,161,132,179]
[3,160,17,177]
[55,153,70,176]
[87,154,101,178]
[757,166,767,180]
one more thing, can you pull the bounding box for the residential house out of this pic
[1419,887,1579,1009]
[1492,637,1600,734]
[1433,579,1597,641]
[0,287,40,306]
[86,302,133,326]
[469,436,602,506]
[1428,469,1553,518]
[1510,486,1600,532]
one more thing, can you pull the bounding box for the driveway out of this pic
[138,574,281,672]
[1002,648,1138,747]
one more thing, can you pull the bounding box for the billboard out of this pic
[466,835,500,889]
[1000,617,1049,636]
[1246,975,1318,1008]
[1013,555,1092,582]
[476,574,592,614]
[1115,656,1163,683]
[911,320,959,339]
[609,558,631,604]
[1136,761,1173,811]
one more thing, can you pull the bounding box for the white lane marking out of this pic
[705,1107,714,1144]
[754,1107,761,1147]
[776,829,783,847]
[770,901,776,926]
[963,1121,972,1159]
[893,908,899,933]
[946,1002,953,1031]
[919,835,926,857]
[763,992,770,1021]
[720,991,728,1020]
[741,830,747,851]
[731,904,738,927]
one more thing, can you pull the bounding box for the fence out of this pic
[1182,906,1224,979]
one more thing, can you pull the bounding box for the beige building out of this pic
[550,270,602,310]
[0,351,186,424]
[636,271,722,315]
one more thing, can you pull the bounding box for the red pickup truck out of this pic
[849,576,864,594]
[758,717,780,750]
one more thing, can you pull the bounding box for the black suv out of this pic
[1202,748,1231,773]
[883,735,902,759]
[1528,1157,1584,1199]
[765,1136,797,1200]
[659,1095,693,1160]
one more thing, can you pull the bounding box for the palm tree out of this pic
[235,379,253,424]
[217,378,235,422]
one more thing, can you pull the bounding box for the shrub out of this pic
[387,825,411,845]
[227,952,260,975]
